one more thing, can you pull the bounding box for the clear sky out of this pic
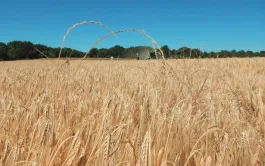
[0,0,264,52]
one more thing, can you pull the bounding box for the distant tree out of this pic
[108,45,125,58]
[191,49,202,58]
[60,48,72,57]
[35,44,49,58]
[260,51,265,57]
[238,50,246,57]
[7,41,21,60]
[1,40,264,60]
[231,50,237,53]
[176,47,190,58]
[88,48,99,58]
[202,51,209,58]
[161,45,170,58]
[0,42,8,60]
[253,52,260,57]
[231,50,237,57]
[170,49,177,58]
[209,51,215,58]
[246,50,254,57]
[7,41,39,60]
[35,44,49,52]
[219,50,231,58]
[175,47,202,58]
[27,48,39,59]
[150,52,156,59]
[98,48,108,58]
[71,50,84,57]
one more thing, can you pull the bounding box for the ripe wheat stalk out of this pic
[1,25,265,166]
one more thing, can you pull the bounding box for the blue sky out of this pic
[0,0,264,52]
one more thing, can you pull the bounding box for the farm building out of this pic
[122,46,153,60]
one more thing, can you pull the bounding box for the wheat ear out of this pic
[58,20,117,60]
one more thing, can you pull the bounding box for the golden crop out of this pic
[0,58,265,166]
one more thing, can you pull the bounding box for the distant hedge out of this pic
[0,41,264,61]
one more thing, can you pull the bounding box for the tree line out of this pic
[0,41,85,61]
[0,40,264,61]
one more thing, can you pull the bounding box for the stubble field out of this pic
[0,58,265,166]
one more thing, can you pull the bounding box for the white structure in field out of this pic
[123,46,152,60]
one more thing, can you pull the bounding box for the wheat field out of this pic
[0,58,265,166]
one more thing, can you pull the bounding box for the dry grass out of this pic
[1,58,265,166]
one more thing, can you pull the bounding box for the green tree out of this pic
[202,51,209,58]
[88,48,99,58]
[71,50,84,57]
[98,48,108,58]
[176,47,192,58]
[191,49,202,58]
[35,44,49,52]
[170,49,177,58]
[0,42,8,60]
[238,50,246,57]
[231,50,237,57]
[7,41,39,60]
[260,51,265,57]
[108,45,125,58]
[161,45,170,58]
[246,50,254,57]
[219,50,231,58]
